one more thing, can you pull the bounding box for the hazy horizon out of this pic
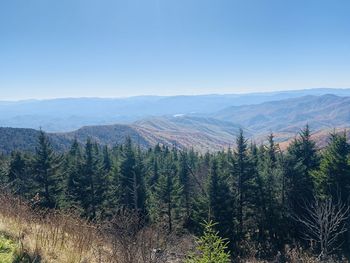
[1,87,350,101]
[1,0,350,100]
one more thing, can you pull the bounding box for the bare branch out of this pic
[292,195,349,259]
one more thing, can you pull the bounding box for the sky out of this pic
[0,0,350,100]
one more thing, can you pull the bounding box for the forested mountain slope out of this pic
[134,116,246,151]
[0,127,72,153]
[0,125,151,154]
[212,94,350,135]
[0,117,242,153]
[1,88,350,132]
[2,126,350,261]
[1,94,350,153]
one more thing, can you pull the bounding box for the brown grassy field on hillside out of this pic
[0,192,192,263]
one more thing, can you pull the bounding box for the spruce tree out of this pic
[6,151,31,197]
[32,131,62,208]
[179,151,194,225]
[63,139,83,210]
[282,126,320,244]
[233,129,253,238]
[118,137,146,214]
[259,133,283,244]
[314,131,350,202]
[152,153,182,232]
[186,221,231,263]
[207,158,233,239]
[285,125,319,215]
[248,143,266,242]
[102,145,112,173]
[79,139,108,219]
[133,146,147,216]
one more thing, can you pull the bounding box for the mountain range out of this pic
[1,89,350,153]
[1,88,350,132]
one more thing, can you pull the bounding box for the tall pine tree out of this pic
[33,131,62,208]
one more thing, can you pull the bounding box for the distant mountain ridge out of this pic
[0,116,242,153]
[212,94,350,135]
[1,88,350,132]
[1,92,350,153]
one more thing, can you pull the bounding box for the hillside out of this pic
[0,116,241,153]
[134,116,246,151]
[278,127,350,150]
[212,94,350,136]
[0,125,152,154]
[61,124,151,148]
[1,94,350,153]
[1,88,350,132]
[0,127,72,154]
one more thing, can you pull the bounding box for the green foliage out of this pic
[258,133,283,243]
[0,234,23,263]
[178,151,194,225]
[207,159,233,238]
[151,151,183,232]
[286,125,319,207]
[232,129,256,239]
[5,152,32,198]
[186,221,231,263]
[313,131,350,202]
[2,126,350,259]
[62,139,83,211]
[32,131,62,208]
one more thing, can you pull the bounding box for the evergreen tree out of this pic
[179,151,194,225]
[149,157,159,189]
[259,133,283,244]
[186,221,231,263]
[313,131,350,202]
[4,124,350,258]
[285,125,319,213]
[118,137,136,209]
[232,129,254,238]
[106,149,121,217]
[79,139,108,219]
[207,159,233,239]
[283,126,319,243]
[102,145,112,172]
[118,137,146,215]
[6,151,31,197]
[133,146,147,216]
[152,153,182,232]
[248,143,266,243]
[63,139,83,210]
[32,131,62,208]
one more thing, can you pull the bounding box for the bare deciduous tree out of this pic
[104,208,172,263]
[293,196,349,259]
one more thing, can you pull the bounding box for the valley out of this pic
[1,92,350,153]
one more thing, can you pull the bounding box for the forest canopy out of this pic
[0,126,350,261]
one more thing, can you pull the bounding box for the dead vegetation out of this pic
[1,191,346,263]
[0,192,192,263]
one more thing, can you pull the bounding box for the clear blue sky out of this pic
[0,0,349,100]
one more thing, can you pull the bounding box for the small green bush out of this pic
[0,234,20,263]
[186,221,231,263]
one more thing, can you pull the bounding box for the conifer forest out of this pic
[1,126,350,262]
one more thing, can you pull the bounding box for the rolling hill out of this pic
[212,94,350,136]
[0,116,243,153]
[1,88,350,132]
[1,93,350,153]
[0,125,152,154]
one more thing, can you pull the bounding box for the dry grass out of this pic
[0,192,100,262]
[0,192,188,263]
[1,192,332,263]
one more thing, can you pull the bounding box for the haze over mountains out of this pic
[2,88,350,132]
[1,88,350,153]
